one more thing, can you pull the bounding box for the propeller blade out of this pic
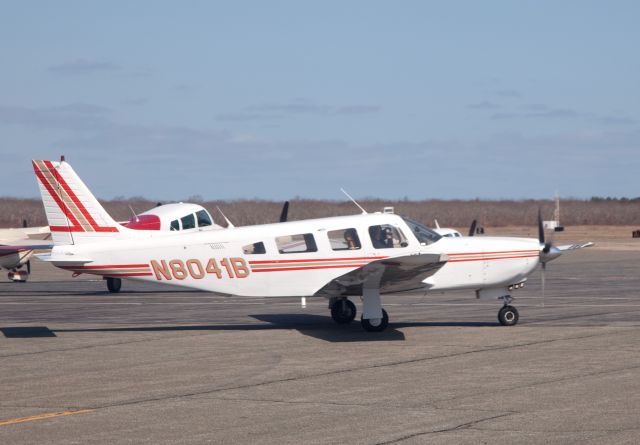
[537,208,545,245]
[27,260,31,274]
[279,201,290,223]
[468,219,477,237]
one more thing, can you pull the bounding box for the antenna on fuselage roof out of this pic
[340,188,368,214]
[128,205,139,222]
[216,206,235,228]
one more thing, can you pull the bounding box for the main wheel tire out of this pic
[330,299,357,324]
[361,308,389,332]
[107,277,122,293]
[498,305,519,326]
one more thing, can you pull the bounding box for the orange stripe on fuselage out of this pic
[251,264,368,273]
[60,264,150,269]
[447,249,539,256]
[248,256,386,265]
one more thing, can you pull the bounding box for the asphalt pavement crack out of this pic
[375,413,512,444]
[81,331,614,412]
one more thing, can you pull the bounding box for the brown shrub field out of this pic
[1,197,639,228]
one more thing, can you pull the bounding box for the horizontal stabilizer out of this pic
[34,253,93,264]
[0,240,54,251]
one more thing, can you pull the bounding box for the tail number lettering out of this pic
[151,258,249,281]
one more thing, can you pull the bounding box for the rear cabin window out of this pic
[368,225,408,249]
[243,242,266,255]
[276,233,318,254]
[170,219,180,231]
[196,210,212,227]
[328,228,361,251]
[181,214,196,230]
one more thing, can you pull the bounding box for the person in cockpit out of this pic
[344,229,359,250]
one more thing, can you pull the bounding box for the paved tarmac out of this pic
[1,248,639,444]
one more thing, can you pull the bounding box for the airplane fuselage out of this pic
[45,213,541,298]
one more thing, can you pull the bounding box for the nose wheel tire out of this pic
[106,277,122,293]
[330,299,357,324]
[361,308,389,332]
[498,305,519,326]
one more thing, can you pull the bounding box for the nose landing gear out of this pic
[498,305,519,326]
[498,295,519,326]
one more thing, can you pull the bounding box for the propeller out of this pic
[27,260,31,275]
[468,219,477,237]
[538,209,551,254]
[279,201,290,223]
[537,209,561,307]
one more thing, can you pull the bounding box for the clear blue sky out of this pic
[1,1,638,200]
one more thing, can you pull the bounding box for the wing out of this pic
[315,253,448,297]
[0,239,54,252]
[557,242,594,251]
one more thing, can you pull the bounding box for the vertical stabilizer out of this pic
[32,159,121,245]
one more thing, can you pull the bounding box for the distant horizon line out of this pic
[2,195,640,203]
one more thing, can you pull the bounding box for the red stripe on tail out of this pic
[32,160,84,231]
[42,160,118,233]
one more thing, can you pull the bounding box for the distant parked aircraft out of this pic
[0,225,52,282]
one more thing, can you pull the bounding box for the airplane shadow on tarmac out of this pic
[1,315,498,342]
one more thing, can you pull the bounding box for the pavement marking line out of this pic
[0,409,94,427]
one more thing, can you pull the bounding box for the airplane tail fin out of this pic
[32,159,122,245]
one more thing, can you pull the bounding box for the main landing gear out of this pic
[106,277,122,293]
[328,289,390,332]
[361,308,389,332]
[498,295,519,326]
[8,269,29,282]
[330,298,357,324]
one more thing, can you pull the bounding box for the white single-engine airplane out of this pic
[32,158,593,332]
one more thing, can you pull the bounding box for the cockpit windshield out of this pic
[401,216,442,245]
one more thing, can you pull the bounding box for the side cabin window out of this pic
[276,233,318,254]
[170,219,180,231]
[328,228,361,251]
[196,210,212,228]
[243,242,266,255]
[181,213,196,230]
[369,225,408,249]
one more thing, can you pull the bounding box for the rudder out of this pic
[32,159,121,245]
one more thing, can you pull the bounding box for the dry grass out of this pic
[2,197,640,229]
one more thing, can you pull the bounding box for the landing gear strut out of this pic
[361,281,389,332]
[330,298,357,324]
[498,295,519,326]
[106,277,122,293]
